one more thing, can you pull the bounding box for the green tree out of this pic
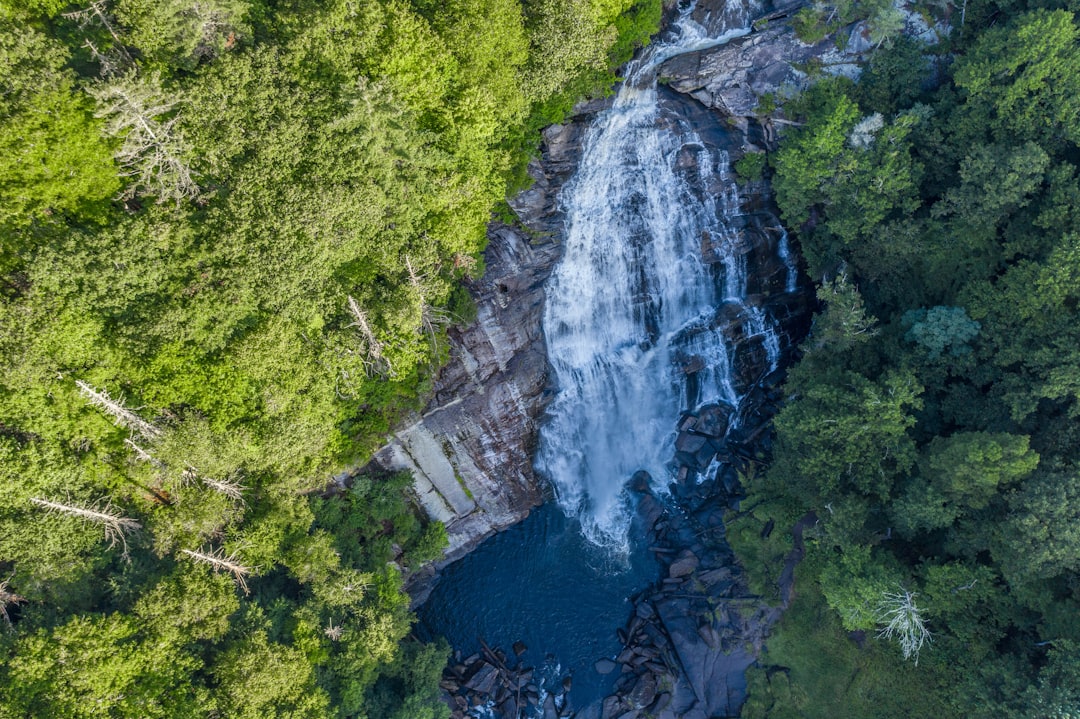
[1,614,203,719]
[0,21,118,260]
[211,630,331,719]
[773,367,921,500]
[902,306,981,360]
[953,9,1080,148]
[819,545,903,631]
[920,432,1038,511]
[992,470,1080,584]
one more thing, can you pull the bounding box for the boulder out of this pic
[630,470,652,493]
[543,693,558,719]
[595,658,618,675]
[629,673,658,709]
[601,695,623,719]
[694,403,732,438]
[651,692,673,714]
[463,663,498,696]
[675,431,708,453]
[498,696,519,718]
[635,601,656,620]
[668,552,700,579]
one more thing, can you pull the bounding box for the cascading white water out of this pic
[536,0,791,552]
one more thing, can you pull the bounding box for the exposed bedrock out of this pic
[378,99,611,579]
[659,1,947,121]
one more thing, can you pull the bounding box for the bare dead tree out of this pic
[201,475,246,501]
[89,73,199,206]
[0,575,24,628]
[404,255,452,354]
[30,497,141,556]
[324,619,343,641]
[346,295,393,377]
[180,465,247,502]
[63,1,134,74]
[76,379,161,439]
[179,462,247,500]
[123,437,165,467]
[876,588,932,664]
[181,547,253,593]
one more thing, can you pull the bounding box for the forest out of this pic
[0,0,660,716]
[730,0,1080,716]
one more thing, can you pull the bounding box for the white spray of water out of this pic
[536,0,787,552]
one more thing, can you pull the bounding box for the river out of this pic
[418,2,804,715]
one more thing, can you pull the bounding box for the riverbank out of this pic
[411,2,822,715]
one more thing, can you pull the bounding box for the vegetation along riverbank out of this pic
[0,0,660,716]
[729,0,1080,716]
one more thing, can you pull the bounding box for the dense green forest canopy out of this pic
[733,0,1080,716]
[0,0,660,715]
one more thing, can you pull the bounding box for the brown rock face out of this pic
[383,101,612,577]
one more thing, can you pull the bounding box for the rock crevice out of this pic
[379,102,609,575]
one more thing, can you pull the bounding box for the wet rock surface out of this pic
[421,3,839,714]
[382,100,610,586]
[659,2,948,123]
[573,363,804,719]
[441,408,811,719]
[442,639,578,719]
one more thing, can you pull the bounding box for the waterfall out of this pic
[535,0,790,552]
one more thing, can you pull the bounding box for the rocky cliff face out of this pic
[376,100,611,567]
[659,2,947,122]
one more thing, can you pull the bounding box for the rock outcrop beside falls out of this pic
[377,100,611,574]
[658,3,948,121]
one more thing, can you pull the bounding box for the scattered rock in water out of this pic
[629,673,658,709]
[464,663,498,695]
[675,431,708,454]
[442,638,580,719]
[543,693,558,719]
[668,551,699,579]
[629,470,652,494]
[693,403,732,438]
[595,658,618,675]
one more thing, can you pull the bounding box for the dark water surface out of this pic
[416,501,660,710]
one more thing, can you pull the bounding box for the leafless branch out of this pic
[181,547,253,593]
[179,465,247,502]
[30,496,141,556]
[346,295,393,377]
[124,438,164,467]
[76,379,161,439]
